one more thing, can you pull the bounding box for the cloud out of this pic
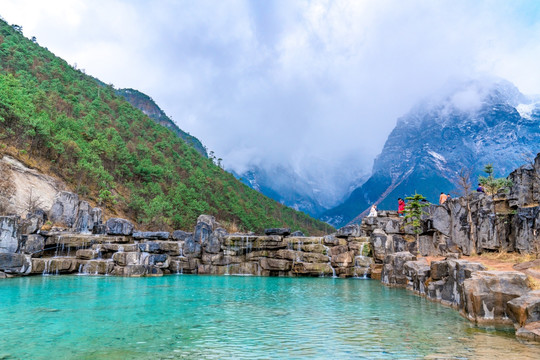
[2,0,540,203]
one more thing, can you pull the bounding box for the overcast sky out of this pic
[2,0,540,200]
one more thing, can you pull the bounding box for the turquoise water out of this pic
[0,276,539,359]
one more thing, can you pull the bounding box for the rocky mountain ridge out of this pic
[0,19,331,234]
[115,88,208,157]
[323,78,540,228]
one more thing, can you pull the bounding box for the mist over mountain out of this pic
[232,160,369,218]
[322,77,540,228]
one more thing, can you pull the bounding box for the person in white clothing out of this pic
[368,205,377,217]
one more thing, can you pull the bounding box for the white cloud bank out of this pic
[2,0,540,203]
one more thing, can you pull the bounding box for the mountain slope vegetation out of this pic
[115,88,207,158]
[0,20,332,234]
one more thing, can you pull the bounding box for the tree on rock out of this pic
[404,193,429,235]
[479,164,513,195]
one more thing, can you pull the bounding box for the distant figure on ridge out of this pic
[476,183,485,193]
[398,198,405,217]
[439,192,448,205]
[368,205,377,217]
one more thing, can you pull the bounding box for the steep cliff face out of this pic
[323,79,540,227]
[116,88,208,158]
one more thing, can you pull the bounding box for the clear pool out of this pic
[0,275,538,359]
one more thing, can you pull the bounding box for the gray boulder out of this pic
[290,231,305,237]
[90,207,104,234]
[74,201,102,234]
[428,205,451,236]
[203,228,226,254]
[20,234,45,256]
[0,253,31,273]
[369,229,388,263]
[172,230,192,241]
[462,271,530,324]
[507,290,540,327]
[183,235,202,257]
[512,207,540,253]
[197,214,218,231]
[49,191,79,227]
[264,228,291,236]
[381,251,417,287]
[106,218,134,236]
[20,210,47,234]
[0,216,19,253]
[336,224,361,238]
[74,200,91,233]
[404,258,431,294]
[133,231,170,240]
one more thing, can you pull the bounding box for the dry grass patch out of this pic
[527,276,540,290]
[479,251,537,264]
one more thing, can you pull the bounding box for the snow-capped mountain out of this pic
[322,77,540,228]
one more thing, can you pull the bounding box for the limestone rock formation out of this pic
[49,192,79,227]
[507,290,540,327]
[0,216,19,253]
[462,271,530,324]
[132,231,170,240]
[264,228,291,236]
[106,218,134,236]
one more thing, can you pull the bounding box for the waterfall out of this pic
[353,242,371,279]
[173,243,184,274]
[224,238,232,276]
[296,240,303,263]
[322,243,337,278]
[42,259,52,276]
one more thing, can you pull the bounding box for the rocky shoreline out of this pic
[0,191,372,279]
[350,152,540,342]
[1,154,540,343]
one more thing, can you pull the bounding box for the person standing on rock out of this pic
[368,205,377,217]
[476,184,485,193]
[398,198,405,217]
[439,192,448,205]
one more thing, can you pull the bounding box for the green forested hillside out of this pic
[115,88,208,158]
[0,20,332,234]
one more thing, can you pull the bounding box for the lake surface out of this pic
[0,275,539,359]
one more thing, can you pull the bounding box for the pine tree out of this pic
[404,193,429,235]
[478,164,513,195]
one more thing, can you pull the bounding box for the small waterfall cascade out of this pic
[224,238,233,276]
[321,242,337,278]
[353,242,372,279]
[176,242,184,274]
[296,240,303,263]
[42,258,52,276]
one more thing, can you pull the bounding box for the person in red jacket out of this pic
[398,198,405,217]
